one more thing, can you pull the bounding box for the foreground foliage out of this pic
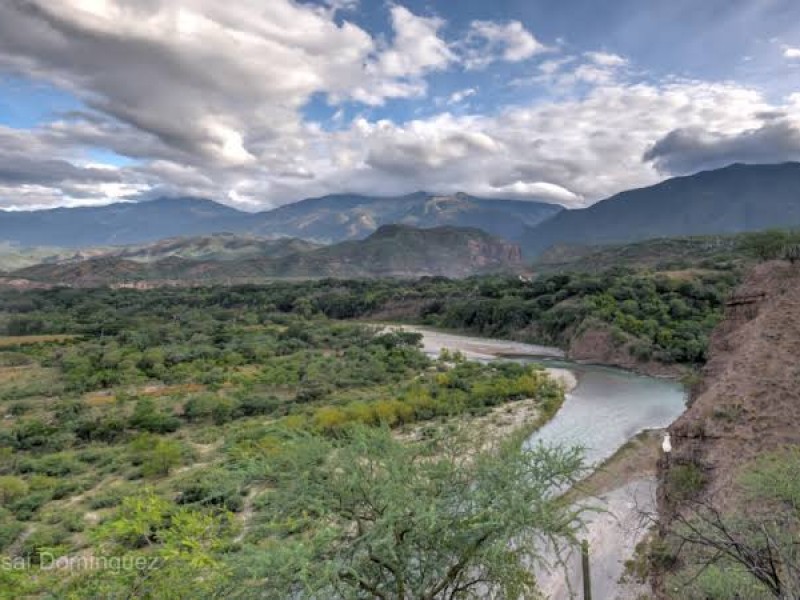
[249,427,587,599]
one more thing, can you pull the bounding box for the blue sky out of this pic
[0,0,799,210]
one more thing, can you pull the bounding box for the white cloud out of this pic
[514,52,629,91]
[1,2,799,213]
[3,79,797,210]
[785,47,800,59]
[584,51,628,67]
[0,0,459,169]
[462,20,546,69]
[374,6,455,79]
[447,88,477,105]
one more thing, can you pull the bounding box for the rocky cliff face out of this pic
[659,261,800,508]
[465,237,522,268]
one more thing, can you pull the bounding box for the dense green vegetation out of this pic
[0,258,748,597]
[3,264,737,369]
[0,284,578,598]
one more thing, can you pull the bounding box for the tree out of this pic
[130,435,183,478]
[256,426,587,599]
[662,446,800,598]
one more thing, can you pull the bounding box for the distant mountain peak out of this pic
[0,189,561,248]
[522,162,800,257]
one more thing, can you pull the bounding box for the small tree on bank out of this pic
[255,426,588,599]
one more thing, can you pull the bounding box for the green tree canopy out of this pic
[253,426,587,599]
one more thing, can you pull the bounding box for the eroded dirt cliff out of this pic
[661,261,800,500]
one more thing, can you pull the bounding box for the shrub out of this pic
[88,484,137,510]
[129,435,183,478]
[16,453,84,477]
[175,468,244,512]
[0,352,33,367]
[0,476,28,506]
[74,415,128,443]
[9,490,52,521]
[666,462,707,501]
[129,398,181,434]
[312,406,349,433]
[10,419,59,452]
[237,394,281,417]
[20,525,69,564]
[0,511,24,551]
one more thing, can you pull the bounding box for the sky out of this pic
[0,0,800,211]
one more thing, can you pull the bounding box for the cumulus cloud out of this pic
[784,47,800,59]
[0,1,799,212]
[0,124,149,208]
[287,81,786,207]
[2,78,796,210]
[462,20,546,69]
[644,118,800,175]
[375,6,455,79]
[0,0,458,167]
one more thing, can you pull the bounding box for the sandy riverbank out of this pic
[384,324,578,393]
[537,477,656,600]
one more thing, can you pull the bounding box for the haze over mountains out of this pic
[1,162,800,282]
[0,192,560,248]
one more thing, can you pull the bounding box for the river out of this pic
[390,325,687,599]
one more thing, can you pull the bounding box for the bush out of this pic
[0,511,24,551]
[88,484,137,510]
[129,435,183,478]
[184,394,241,424]
[0,476,28,506]
[129,398,181,434]
[42,508,85,533]
[0,352,33,367]
[10,419,60,452]
[20,525,69,564]
[74,415,128,443]
[175,468,244,512]
[16,453,84,477]
[666,462,707,502]
[237,394,281,417]
[9,490,52,521]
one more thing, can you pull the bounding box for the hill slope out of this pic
[9,225,522,285]
[656,260,800,594]
[0,192,560,248]
[79,233,321,263]
[246,192,560,242]
[523,162,800,256]
[0,197,247,247]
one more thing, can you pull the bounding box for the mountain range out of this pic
[7,225,522,285]
[522,162,800,256]
[0,192,560,248]
[2,162,800,282]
